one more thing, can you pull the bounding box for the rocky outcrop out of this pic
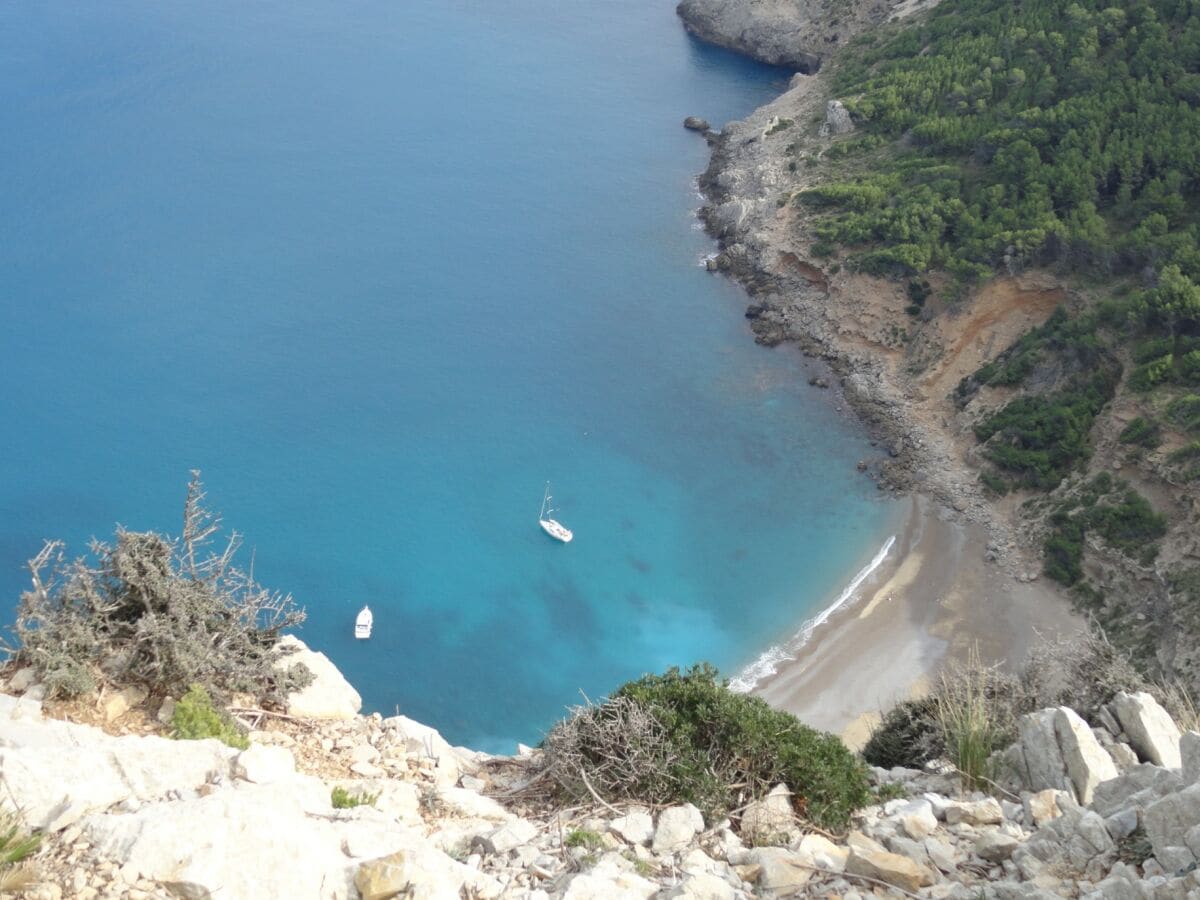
[9,654,1200,900]
[276,635,363,720]
[677,0,824,70]
[819,99,854,136]
[674,0,905,72]
[1111,691,1183,769]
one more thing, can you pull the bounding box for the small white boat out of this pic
[354,605,373,640]
[538,482,573,543]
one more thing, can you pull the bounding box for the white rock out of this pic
[0,714,235,831]
[944,798,1004,826]
[740,784,796,845]
[845,844,935,892]
[348,743,381,765]
[1054,707,1119,804]
[155,698,176,726]
[820,100,854,136]
[1144,783,1200,864]
[796,833,847,872]
[333,779,422,826]
[1018,710,1070,794]
[746,846,812,897]
[349,761,385,779]
[1154,844,1196,873]
[433,786,512,822]
[82,779,371,899]
[1185,823,1200,857]
[975,831,1019,862]
[1112,692,1182,769]
[924,836,959,873]
[275,634,362,720]
[892,799,938,840]
[102,686,148,723]
[660,871,735,900]
[609,809,654,846]
[233,745,296,785]
[1108,742,1140,771]
[23,684,46,701]
[383,714,462,784]
[7,667,37,692]
[652,804,705,854]
[1091,763,1182,817]
[475,819,539,855]
[354,843,501,900]
[561,859,658,900]
[1105,808,1139,841]
[0,691,43,723]
[846,831,886,854]
[1182,731,1200,784]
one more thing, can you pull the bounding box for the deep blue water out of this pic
[0,0,898,751]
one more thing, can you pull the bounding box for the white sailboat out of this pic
[354,605,373,639]
[538,482,573,543]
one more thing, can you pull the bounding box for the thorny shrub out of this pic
[8,472,313,706]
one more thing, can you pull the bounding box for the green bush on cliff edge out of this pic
[170,684,249,750]
[542,663,870,831]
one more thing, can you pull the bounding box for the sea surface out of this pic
[0,0,899,751]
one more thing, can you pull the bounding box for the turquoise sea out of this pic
[0,0,898,751]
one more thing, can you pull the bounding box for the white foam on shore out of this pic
[728,534,897,693]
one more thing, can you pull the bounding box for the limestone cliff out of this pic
[676,0,937,71]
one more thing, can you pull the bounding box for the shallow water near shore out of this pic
[0,0,899,750]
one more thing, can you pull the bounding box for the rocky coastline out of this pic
[683,13,1050,586]
[681,0,1200,699]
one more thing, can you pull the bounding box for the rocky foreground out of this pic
[2,640,1199,899]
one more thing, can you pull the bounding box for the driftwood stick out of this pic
[578,769,624,817]
[227,705,306,723]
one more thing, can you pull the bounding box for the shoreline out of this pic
[687,52,1089,741]
[748,494,1082,747]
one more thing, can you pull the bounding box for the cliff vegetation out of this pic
[756,0,1200,686]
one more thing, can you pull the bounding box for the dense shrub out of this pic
[861,697,941,769]
[542,664,870,830]
[1043,477,1166,584]
[1043,514,1085,586]
[1167,396,1200,433]
[805,0,1200,286]
[170,684,249,750]
[974,372,1118,490]
[10,473,312,705]
[1118,417,1162,448]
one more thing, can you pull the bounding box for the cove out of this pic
[0,0,898,751]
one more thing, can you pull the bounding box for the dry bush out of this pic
[1155,678,1200,733]
[0,803,39,893]
[934,648,1027,790]
[542,694,680,806]
[1020,630,1153,722]
[542,664,870,830]
[867,629,1200,777]
[9,472,312,706]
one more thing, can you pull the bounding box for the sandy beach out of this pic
[752,494,1085,748]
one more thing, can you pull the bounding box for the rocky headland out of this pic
[675,0,935,72]
[4,639,1200,899]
